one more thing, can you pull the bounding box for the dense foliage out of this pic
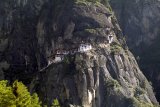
[0,80,61,107]
[0,80,41,107]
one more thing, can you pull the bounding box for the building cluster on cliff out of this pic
[48,43,92,64]
[48,34,114,65]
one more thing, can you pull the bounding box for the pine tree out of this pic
[0,80,16,107]
[0,80,41,107]
[0,80,60,107]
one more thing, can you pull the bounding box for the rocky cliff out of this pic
[0,0,158,107]
[109,0,160,50]
[109,0,160,102]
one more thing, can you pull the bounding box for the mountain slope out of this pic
[0,0,158,106]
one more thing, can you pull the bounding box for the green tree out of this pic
[51,99,60,107]
[0,80,41,107]
[0,80,16,107]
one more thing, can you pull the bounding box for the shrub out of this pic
[106,79,120,88]
[110,42,122,54]
[51,99,60,107]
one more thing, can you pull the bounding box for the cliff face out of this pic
[0,0,47,83]
[0,0,158,107]
[110,0,160,50]
[109,0,160,102]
